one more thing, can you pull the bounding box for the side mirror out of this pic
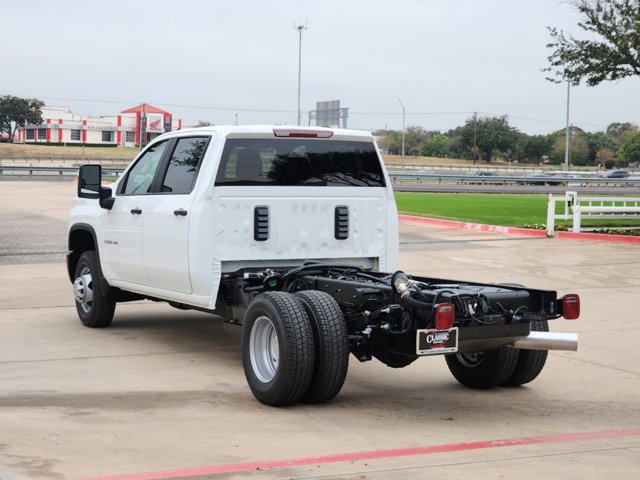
[78,165,101,199]
[78,165,115,210]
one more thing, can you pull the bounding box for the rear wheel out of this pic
[294,291,349,403]
[242,292,315,406]
[73,250,116,328]
[445,347,519,389]
[502,320,549,387]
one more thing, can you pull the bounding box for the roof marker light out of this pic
[273,128,333,138]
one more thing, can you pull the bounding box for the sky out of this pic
[3,0,638,135]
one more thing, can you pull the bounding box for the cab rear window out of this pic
[215,139,385,187]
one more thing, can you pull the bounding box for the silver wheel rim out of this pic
[457,352,484,368]
[249,316,279,383]
[73,266,94,314]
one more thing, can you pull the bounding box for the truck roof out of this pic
[162,125,375,141]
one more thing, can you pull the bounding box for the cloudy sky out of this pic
[3,0,638,134]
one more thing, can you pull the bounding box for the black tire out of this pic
[242,292,315,406]
[445,347,519,389]
[294,291,349,404]
[73,250,116,328]
[502,320,549,387]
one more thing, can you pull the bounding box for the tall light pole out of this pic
[295,21,307,126]
[563,80,571,171]
[396,97,405,158]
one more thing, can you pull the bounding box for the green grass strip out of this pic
[394,192,640,229]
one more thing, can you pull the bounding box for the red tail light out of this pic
[435,303,455,329]
[273,128,333,138]
[562,294,580,320]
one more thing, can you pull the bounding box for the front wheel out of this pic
[445,347,519,389]
[73,250,116,328]
[242,292,315,406]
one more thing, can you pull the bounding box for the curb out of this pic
[398,214,640,244]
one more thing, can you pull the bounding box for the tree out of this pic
[420,134,451,157]
[616,132,640,164]
[519,134,554,163]
[458,115,519,162]
[545,0,640,85]
[0,96,44,143]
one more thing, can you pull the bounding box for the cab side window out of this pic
[122,141,169,195]
[161,137,208,194]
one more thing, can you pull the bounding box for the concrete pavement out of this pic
[0,181,638,479]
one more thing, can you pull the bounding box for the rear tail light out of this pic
[562,294,580,320]
[435,303,455,329]
[273,128,333,138]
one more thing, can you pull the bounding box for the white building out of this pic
[16,103,182,147]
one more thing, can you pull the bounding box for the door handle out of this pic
[130,208,142,215]
[174,209,188,217]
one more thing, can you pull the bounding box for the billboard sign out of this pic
[146,113,165,133]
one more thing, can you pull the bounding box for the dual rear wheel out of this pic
[445,320,549,388]
[242,291,349,406]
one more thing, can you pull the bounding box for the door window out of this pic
[122,141,169,195]
[161,137,208,194]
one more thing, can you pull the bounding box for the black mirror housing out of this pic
[78,165,114,210]
[77,165,101,199]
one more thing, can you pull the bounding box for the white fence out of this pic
[546,191,640,236]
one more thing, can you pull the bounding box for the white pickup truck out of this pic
[68,125,580,406]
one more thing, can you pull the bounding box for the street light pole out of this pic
[295,21,307,126]
[396,97,405,158]
[564,80,571,171]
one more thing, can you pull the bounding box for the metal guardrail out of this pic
[0,165,124,177]
[546,191,640,236]
[388,172,640,187]
[1,165,639,188]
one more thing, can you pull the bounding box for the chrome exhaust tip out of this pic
[512,331,578,352]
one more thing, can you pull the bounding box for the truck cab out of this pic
[68,126,398,311]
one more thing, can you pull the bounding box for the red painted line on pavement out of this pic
[80,428,640,480]
[398,214,640,243]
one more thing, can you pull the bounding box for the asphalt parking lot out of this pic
[0,181,639,480]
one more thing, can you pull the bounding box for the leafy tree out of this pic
[420,134,451,157]
[551,132,590,165]
[518,134,554,163]
[0,96,44,143]
[606,122,637,139]
[583,131,615,163]
[546,0,640,85]
[458,115,519,162]
[616,132,640,164]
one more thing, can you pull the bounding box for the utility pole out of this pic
[473,111,478,163]
[564,80,571,171]
[234,113,238,126]
[294,21,307,126]
[396,97,405,158]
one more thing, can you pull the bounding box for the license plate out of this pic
[416,328,459,355]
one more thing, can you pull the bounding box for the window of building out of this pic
[26,129,35,140]
[37,128,47,140]
[102,131,114,142]
[160,137,209,194]
[70,130,82,141]
[126,131,135,143]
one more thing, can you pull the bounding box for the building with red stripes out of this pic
[16,103,182,147]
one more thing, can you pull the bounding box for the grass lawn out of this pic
[395,192,640,230]
[0,143,138,159]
